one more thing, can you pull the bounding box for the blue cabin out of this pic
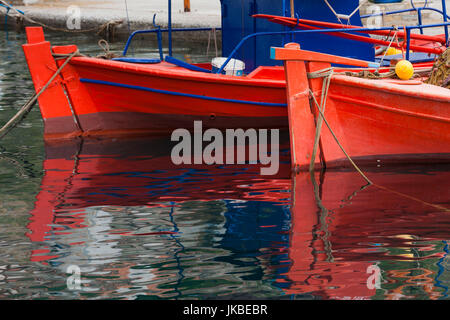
[220,0,375,72]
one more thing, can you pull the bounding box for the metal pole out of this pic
[290,0,295,42]
[442,0,449,44]
[406,28,411,61]
[168,0,172,56]
[417,8,424,34]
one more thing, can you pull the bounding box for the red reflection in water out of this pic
[26,135,450,299]
[27,135,291,259]
[285,168,450,299]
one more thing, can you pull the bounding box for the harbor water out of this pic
[0,30,449,300]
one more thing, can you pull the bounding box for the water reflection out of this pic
[10,134,447,300]
[289,168,450,300]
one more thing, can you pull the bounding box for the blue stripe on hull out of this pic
[79,78,287,108]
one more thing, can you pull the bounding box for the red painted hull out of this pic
[278,45,450,169]
[22,27,288,140]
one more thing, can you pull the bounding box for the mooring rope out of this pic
[0,50,79,140]
[308,67,333,173]
[307,73,373,183]
[0,154,28,178]
[96,39,120,59]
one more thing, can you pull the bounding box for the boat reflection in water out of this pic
[289,168,450,300]
[26,134,450,299]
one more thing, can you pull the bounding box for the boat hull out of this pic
[319,75,450,167]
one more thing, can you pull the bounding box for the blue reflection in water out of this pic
[435,241,449,299]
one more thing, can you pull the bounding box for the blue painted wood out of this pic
[291,0,375,62]
[112,58,161,64]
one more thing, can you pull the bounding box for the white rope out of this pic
[348,0,368,23]
[323,0,368,25]
[323,0,343,24]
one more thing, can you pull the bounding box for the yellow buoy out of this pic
[395,60,414,80]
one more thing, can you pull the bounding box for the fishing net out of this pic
[426,47,450,88]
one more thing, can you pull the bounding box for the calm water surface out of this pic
[0,30,449,300]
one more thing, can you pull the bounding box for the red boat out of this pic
[272,43,450,170]
[22,26,443,141]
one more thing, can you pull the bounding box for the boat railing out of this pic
[216,21,450,74]
[122,14,221,58]
[360,0,448,40]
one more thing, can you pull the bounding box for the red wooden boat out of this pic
[272,43,450,170]
[22,27,288,140]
